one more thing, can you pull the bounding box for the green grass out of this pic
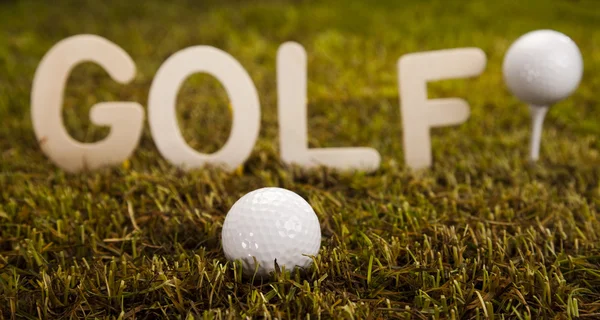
[1,0,600,318]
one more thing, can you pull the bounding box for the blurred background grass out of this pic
[1,0,599,168]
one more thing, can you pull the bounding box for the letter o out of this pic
[148,46,261,171]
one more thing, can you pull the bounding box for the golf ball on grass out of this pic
[221,187,321,277]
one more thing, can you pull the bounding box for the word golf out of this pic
[30,30,582,173]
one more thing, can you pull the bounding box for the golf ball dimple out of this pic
[221,187,321,277]
[502,29,583,106]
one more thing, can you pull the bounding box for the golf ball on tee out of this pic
[503,29,583,106]
[221,187,321,277]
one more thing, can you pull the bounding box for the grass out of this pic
[1,0,600,318]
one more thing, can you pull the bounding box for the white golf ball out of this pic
[221,187,321,277]
[503,29,583,106]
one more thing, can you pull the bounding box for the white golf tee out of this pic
[528,105,548,162]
